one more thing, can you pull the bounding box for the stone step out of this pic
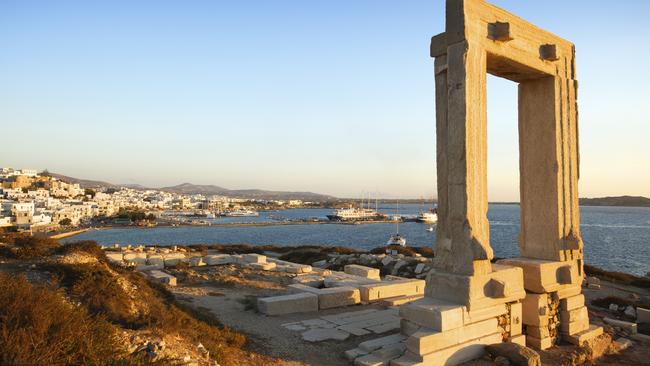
[358,333,406,353]
[414,332,502,365]
[406,318,498,355]
[380,295,424,307]
[563,325,604,346]
[399,298,464,331]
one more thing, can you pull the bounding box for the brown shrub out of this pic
[0,272,124,366]
[56,240,107,261]
[46,263,141,328]
[10,235,59,258]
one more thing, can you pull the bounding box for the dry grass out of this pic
[0,272,124,366]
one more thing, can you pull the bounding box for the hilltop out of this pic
[579,196,650,208]
[50,173,336,201]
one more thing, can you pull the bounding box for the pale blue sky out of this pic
[1,1,649,200]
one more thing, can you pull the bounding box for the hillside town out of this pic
[0,167,307,232]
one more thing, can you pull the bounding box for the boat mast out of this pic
[396,199,400,234]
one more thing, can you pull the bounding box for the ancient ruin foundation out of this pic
[393,0,603,364]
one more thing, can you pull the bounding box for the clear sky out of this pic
[1,1,649,200]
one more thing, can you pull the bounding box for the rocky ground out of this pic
[2,236,650,365]
[163,248,650,366]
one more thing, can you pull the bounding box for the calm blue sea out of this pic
[65,204,650,276]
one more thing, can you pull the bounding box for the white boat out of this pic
[327,197,386,222]
[426,226,434,232]
[387,200,406,246]
[221,209,259,217]
[387,233,406,246]
[417,210,438,224]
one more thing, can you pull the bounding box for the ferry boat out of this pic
[221,209,259,217]
[416,209,438,224]
[326,206,386,222]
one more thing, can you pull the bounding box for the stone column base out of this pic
[389,265,527,365]
[497,257,603,350]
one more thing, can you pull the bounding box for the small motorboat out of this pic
[426,226,434,232]
[387,233,406,246]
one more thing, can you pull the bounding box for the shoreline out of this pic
[50,219,405,239]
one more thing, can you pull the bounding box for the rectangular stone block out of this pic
[526,335,555,350]
[204,254,233,265]
[124,252,147,264]
[560,294,585,311]
[380,295,424,307]
[406,318,498,355]
[359,279,425,302]
[509,334,526,347]
[563,325,603,345]
[559,316,589,334]
[318,287,361,309]
[424,265,525,310]
[463,303,508,325]
[147,254,164,266]
[345,264,381,280]
[106,252,124,263]
[288,284,360,309]
[248,262,276,271]
[603,317,637,334]
[498,258,582,294]
[399,298,464,331]
[257,293,318,315]
[285,264,312,274]
[414,332,502,365]
[149,270,177,286]
[560,306,588,324]
[556,284,582,299]
[638,307,650,324]
[358,333,405,352]
[510,302,523,336]
[526,325,551,339]
[522,293,548,326]
[243,253,266,263]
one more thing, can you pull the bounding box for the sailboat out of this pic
[387,200,406,246]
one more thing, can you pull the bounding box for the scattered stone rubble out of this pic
[313,250,433,279]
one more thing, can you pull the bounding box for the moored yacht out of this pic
[221,209,259,217]
[387,200,406,246]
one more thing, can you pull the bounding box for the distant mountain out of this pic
[49,173,118,189]
[50,173,335,201]
[579,196,650,207]
[159,183,335,201]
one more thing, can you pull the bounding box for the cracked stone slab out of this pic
[302,328,351,342]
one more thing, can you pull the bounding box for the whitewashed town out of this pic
[0,167,309,232]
